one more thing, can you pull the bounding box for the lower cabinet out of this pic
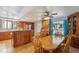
[0,32,12,41]
[13,30,33,47]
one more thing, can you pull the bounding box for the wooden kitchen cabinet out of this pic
[0,32,12,41]
[13,30,33,47]
[67,12,79,35]
[67,12,79,48]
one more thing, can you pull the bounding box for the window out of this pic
[0,19,17,30]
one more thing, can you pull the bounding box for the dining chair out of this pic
[68,35,79,53]
[56,34,79,53]
[32,36,43,53]
[39,36,56,53]
[53,34,72,53]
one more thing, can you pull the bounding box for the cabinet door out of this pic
[73,16,76,34]
[76,16,79,35]
[13,31,25,47]
[42,20,49,30]
[20,31,25,44]
[29,31,33,42]
[24,31,29,43]
[13,32,20,47]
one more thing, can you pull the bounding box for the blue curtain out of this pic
[63,17,68,36]
[50,16,53,35]
[50,16,69,36]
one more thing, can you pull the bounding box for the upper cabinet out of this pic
[17,21,34,35]
[17,21,26,30]
[42,19,49,31]
[67,12,79,36]
[40,18,50,37]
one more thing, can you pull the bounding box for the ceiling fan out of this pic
[28,10,58,17]
[43,11,57,17]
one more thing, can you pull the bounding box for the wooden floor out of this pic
[0,36,79,53]
[0,36,65,53]
[0,37,64,53]
[0,39,34,53]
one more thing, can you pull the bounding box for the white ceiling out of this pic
[47,6,79,18]
[0,6,79,22]
[0,6,47,22]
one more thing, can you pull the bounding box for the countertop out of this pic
[0,29,31,32]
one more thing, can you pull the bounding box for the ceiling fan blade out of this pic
[52,13,57,15]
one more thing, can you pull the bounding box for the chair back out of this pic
[63,35,72,52]
[32,36,43,53]
[39,36,54,51]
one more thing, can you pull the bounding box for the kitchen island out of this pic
[12,30,33,47]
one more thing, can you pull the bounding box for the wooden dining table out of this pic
[39,35,65,52]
